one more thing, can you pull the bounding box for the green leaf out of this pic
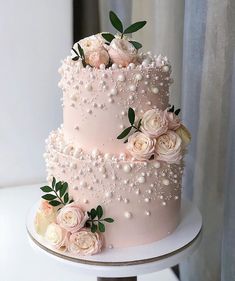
[90,208,97,220]
[91,223,97,233]
[63,193,69,204]
[72,47,79,56]
[40,186,52,192]
[96,205,103,219]
[55,181,62,192]
[124,21,147,34]
[175,109,181,115]
[168,105,174,112]
[109,11,123,33]
[60,182,68,197]
[49,200,61,207]
[117,126,132,139]
[129,41,142,50]
[137,119,142,130]
[77,43,85,59]
[69,199,74,204]
[72,56,79,61]
[128,107,135,125]
[101,33,115,43]
[52,177,56,189]
[42,194,57,201]
[98,222,105,233]
[103,218,114,223]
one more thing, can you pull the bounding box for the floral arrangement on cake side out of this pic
[34,177,114,256]
[71,11,146,69]
[117,106,191,163]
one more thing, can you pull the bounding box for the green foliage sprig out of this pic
[72,43,86,67]
[40,177,73,207]
[168,105,181,115]
[117,107,142,143]
[101,11,146,50]
[86,205,114,233]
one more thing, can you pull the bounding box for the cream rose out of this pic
[45,223,68,251]
[68,229,102,256]
[176,124,191,146]
[165,110,181,130]
[140,109,169,138]
[127,132,156,161]
[155,130,182,164]
[73,34,109,67]
[34,200,56,236]
[108,38,137,67]
[57,203,88,233]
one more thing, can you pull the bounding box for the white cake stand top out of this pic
[26,198,202,277]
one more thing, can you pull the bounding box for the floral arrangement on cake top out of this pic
[117,106,191,163]
[71,11,146,68]
[34,177,114,256]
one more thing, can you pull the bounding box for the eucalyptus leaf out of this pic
[63,193,69,204]
[55,181,62,192]
[90,208,97,220]
[129,41,142,50]
[103,218,114,223]
[109,11,123,33]
[175,109,181,115]
[98,222,105,233]
[128,107,135,125]
[40,186,52,192]
[96,205,103,219]
[52,177,56,189]
[42,194,57,201]
[117,126,132,139]
[49,200,61,207]
[101,33,115,43]
[91,223,97,233]
[59,182,68,197]
[124,21,147,34]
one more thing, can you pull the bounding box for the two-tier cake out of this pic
[34,11,191,256]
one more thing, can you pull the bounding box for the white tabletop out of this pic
[0,183,181,281]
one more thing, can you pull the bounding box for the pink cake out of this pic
[38,12,191,255]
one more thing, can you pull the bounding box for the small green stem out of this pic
[121,33,123,39]
[52,189,65,205]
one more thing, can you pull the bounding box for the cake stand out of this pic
[26,199,202,281]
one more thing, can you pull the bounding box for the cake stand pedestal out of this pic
[27,199,202,281]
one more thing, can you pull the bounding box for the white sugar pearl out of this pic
[92,148,99,158]
[162,65,169,72]
[112,175,117,180]
[123,164,132,173]
[162,201,167,206]
[120,124,124,129]
[83,199,89,204]
[102,73,108,78]
[124,212,132,219]
[74,125,79,130]
[151,87,159,94]
[105,192,113,198]
[129,63,136,69]
[129,84,136,91]
[85,84,92,91]
[112,63,118,70]
[160,195,164,199]
[129,95,134,100]
[145,211,151,216]
[70,163,77,169]
[108,98,114,103]
[80,181,87,187]
[174,196,179,200]
[108,244,113,249]
[87,167,92,172]
[144,198,150,203]
[99,166,106,173]
[135,189,140,195]
[72,185,78,190]
[124,198,129,203]
[138,176,146,184]
[135,74,142,81]
[121,111,126,116]
[111,88,118,96]
[87,109,92,114]
[154,161,160,169]
[163,179,170,186]
[99,64,105,70]
[117,74,125,82]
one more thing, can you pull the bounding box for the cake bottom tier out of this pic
[45,129,184,248]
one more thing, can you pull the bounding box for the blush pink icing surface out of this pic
[59,55,172,154]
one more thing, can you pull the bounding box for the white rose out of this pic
[108,38,137,67]
[72,34,109,67]
[141,109,169,138]
[45,223,68,251]
[56,203,88,233]
[34,200,56,236]
[127,132,156,161]
[176,124,191,145]
[155,130,183,164]
[68,229,102,256]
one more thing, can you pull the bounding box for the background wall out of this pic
[0,0,72,186]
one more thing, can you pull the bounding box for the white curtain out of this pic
[99,0,235,280]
